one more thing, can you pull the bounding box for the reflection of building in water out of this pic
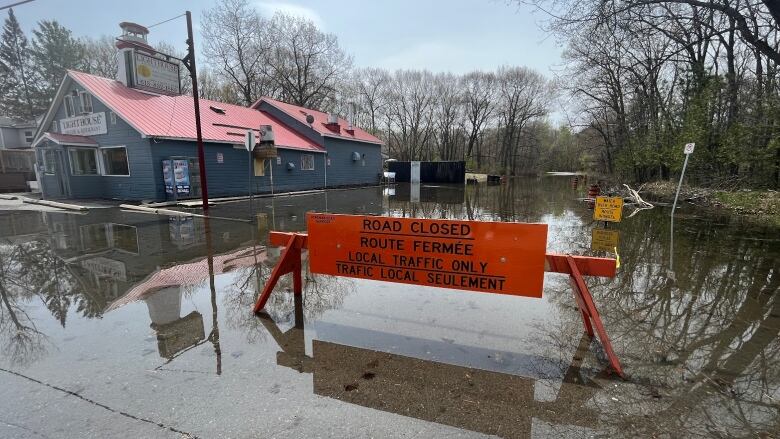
[107,246,266,312]
[145,286,205,359]
[258,298,601,439]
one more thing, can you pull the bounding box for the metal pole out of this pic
[671,153,690,214]
[270,158,274,196]
[184,11,209,212]
[248,148,254,217]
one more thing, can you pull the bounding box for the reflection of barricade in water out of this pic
[257,295,602,438]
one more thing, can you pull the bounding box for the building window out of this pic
[100,146,130,176]
[64,96,75,118]
[254,158,266,176]
[68,148,98,175]
[79,92,93,114]
[79,223,139,255]
[110,112,116,125]
[51,120,58,133]
[24,130,33,144]
[301,154,314,171]
[43,150,57,174]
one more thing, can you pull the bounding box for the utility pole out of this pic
[182,11,209,212]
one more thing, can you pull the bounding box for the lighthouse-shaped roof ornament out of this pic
[116,22,154,52]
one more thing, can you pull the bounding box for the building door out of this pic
[41,149,68,198]
[410,161,421,183]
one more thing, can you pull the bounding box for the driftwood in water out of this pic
[623,184,654,217]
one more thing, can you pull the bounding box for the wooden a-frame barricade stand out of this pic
[253,213,625,378]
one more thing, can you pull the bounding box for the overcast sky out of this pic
[7,0,564,76]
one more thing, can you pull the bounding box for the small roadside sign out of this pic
[591,228,620,252]
[244,130,255,152]
[594,196,624,222]
[307,213,549,297]
[684,143,695,154]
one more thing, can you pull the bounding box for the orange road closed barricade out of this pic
[308,213,548,297]
[253,212,625,377]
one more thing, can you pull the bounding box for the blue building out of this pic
[32,22,382,202]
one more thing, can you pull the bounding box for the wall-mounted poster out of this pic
[162,160,174,194]
[173,159,190,195]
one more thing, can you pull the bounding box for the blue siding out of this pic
[324,137,382,187]
[149,141,328,200]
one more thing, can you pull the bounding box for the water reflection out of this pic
[0,178,777,437]
[258,295,603,438]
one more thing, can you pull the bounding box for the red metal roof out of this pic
[258,97,383,145]
[68,71,324,152]
[35,132,98,147]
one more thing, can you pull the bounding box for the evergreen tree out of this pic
[31,20,84,107]
[0,8,37,120]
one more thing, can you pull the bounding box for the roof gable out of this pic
[255,97,383,145]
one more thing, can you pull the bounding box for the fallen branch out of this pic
[623,184,654,217]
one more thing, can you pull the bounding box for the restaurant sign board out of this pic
[132,51,181,95]
[60,112,107,136]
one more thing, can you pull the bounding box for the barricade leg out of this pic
[566,255,625,378]
[253,234,304,313]
[569,276,594,337]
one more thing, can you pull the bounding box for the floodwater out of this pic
[0,176,778,438]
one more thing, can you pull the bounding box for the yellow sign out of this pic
[591,228,619,252]
[594,196,624,222]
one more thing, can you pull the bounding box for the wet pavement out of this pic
[0,176,778,438]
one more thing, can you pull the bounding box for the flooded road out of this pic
[1,176,778,438]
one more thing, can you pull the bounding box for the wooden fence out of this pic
[0,149,36,192]
[0,149,35,173]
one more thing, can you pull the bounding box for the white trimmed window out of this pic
[24,130,33,144]
[43,150,57,174]
[64,96,75,117]
[100,146,130,176]
[69,148,99,175]
[301,154,314,171]
[79,91,93,114]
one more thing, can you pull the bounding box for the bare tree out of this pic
[262,12,353,109]
[385,70,437,161]
[350,67,390,134]
[81,35,118,79]
[433,73,465,161]
[462,71,496,167]
[201,0,269,105]
[495,66,552,174]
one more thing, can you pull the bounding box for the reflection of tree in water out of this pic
[221,248,354,343]
[535,209,780,436]
[0,240,51,366]
[0,235,132,366]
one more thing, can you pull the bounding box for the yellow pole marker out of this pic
[614,247,620,269]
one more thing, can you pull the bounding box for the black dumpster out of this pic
[387,161,465,183]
